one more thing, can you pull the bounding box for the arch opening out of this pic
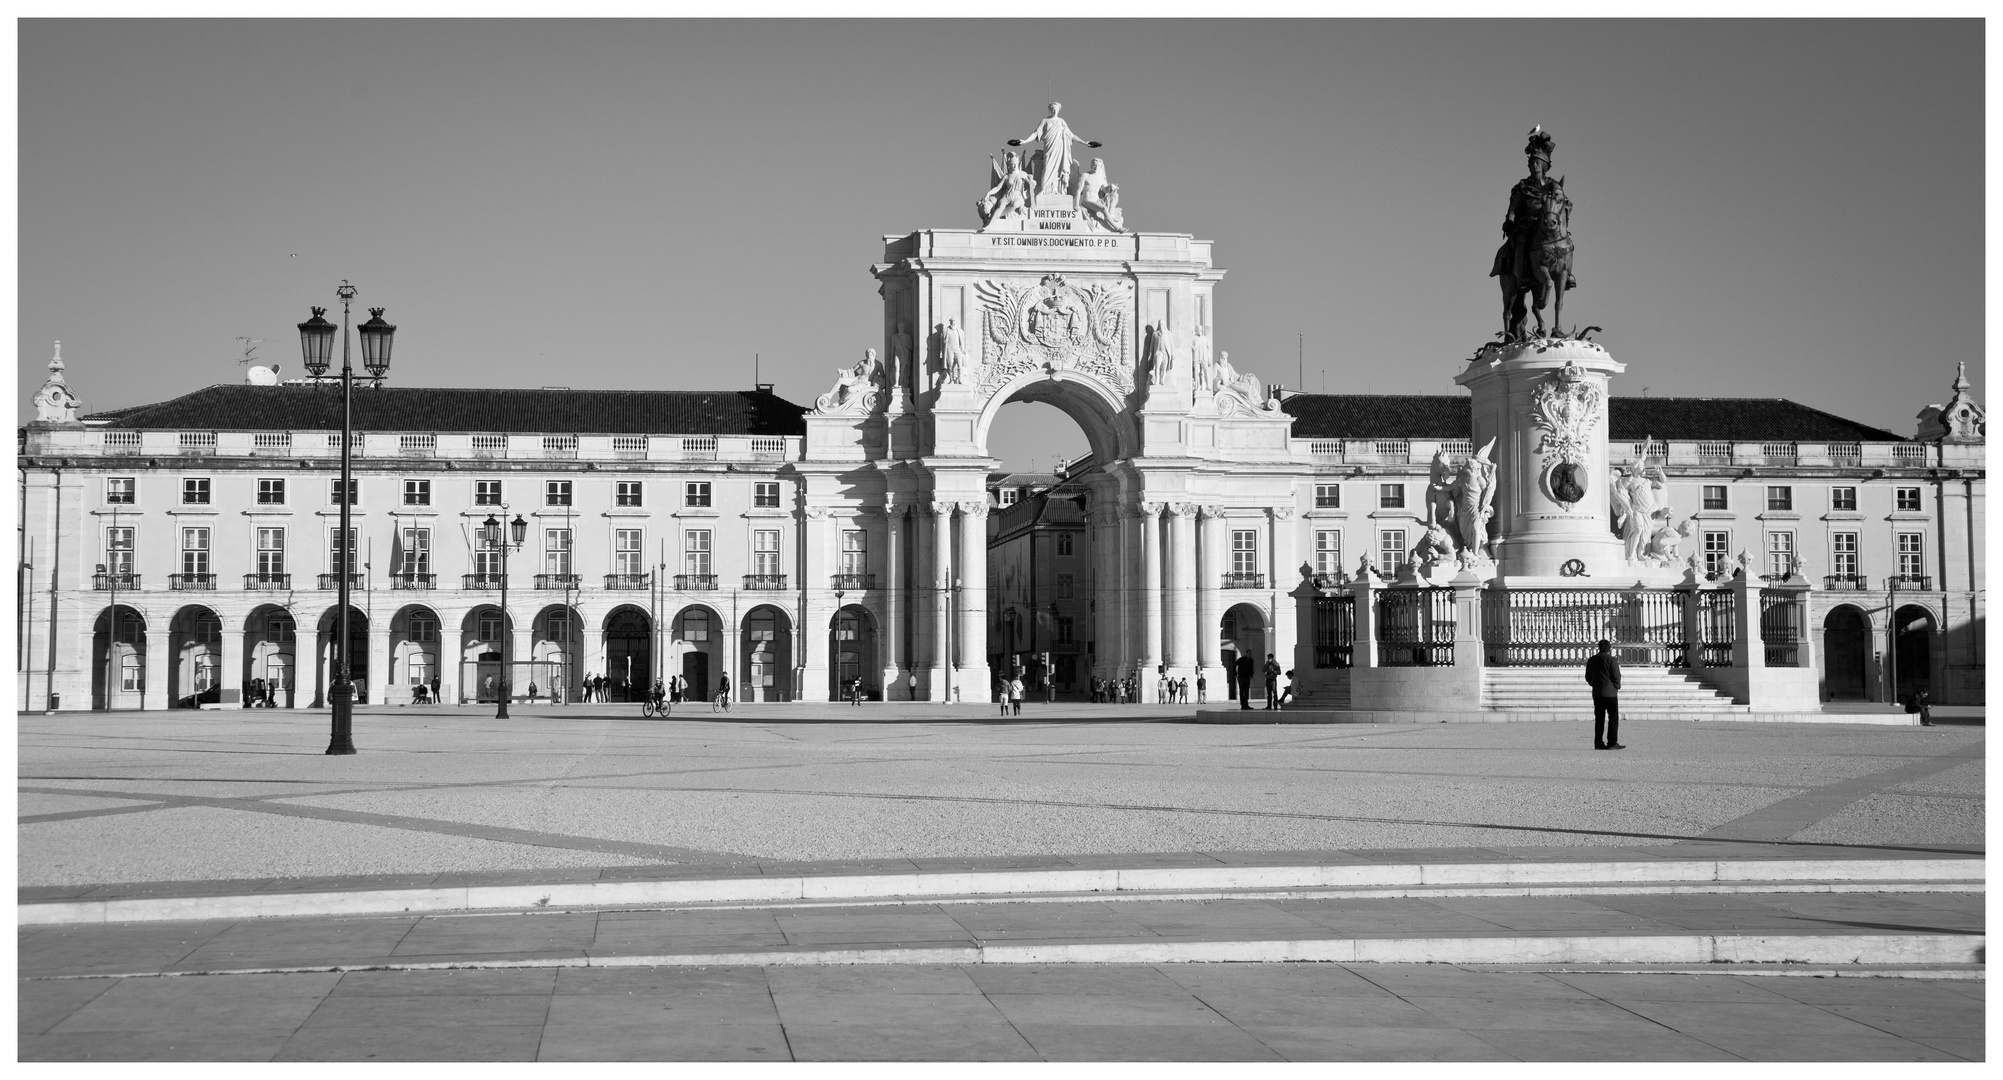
[1820,605,1870,701]
[168,605,224,708]
[244,604,298,709]
[91,605,147,710]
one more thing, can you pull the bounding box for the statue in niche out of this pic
[890,321,912,391]
[1143,322,1177,386]
[1608,457,1669,564]
[978,151,1033,226]
[1491,125,1578,342]
[938,318,967,387]
[1189,323,1210,385]
[1450,438,1499,566]
[1008,101,1102,198]
[812,348,882,415]
[1072,158,1126,232]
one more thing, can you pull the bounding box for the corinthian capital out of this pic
[1271,507,1296,521]
[1167,501,1196,519]
[957,500,990,519]
[1135,500,1163,518]
[803,505,833,520]
[1197,504,1225,520]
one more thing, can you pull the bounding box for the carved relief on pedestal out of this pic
[974,274,1132,396]
[1528,360,1602,508]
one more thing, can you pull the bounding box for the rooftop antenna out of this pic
[754,353,759,387]
[234,337,266,368]
[1298,333,1304,391]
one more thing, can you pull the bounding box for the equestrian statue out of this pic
[1490,126,1577,341]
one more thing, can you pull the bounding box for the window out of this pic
[1831,532,1859,580]
[1702,485,1728,511]
[1378,484,1404,509]
[329,478,358,506]
[840,529,867,575]
[475,480,502,506]
[409,613,439,643]
[1314,484,1341,509]
[1765,486,1792,512]
[544,529,573,575]
[752,529,780,576]
[1056,532,1074,557]
[261,612,296,643]
[684,529,712,575]
[181,528,210,575]
[681,609,710,642]
[684,482,712,507]
[1057,616,1075,644]
[329,527,357,575]
[407,654,432,687]
[400,528,430,575]
[616,481,644,507]
[1831,486,1857,512]
[754,482,781,508]
[1703,530,1731,576]
[106,527,135,574]
[474,547,502,578]
[403,479,431,506]
[1766,531,1795,577]
[997,488,1020,507]
[256,527,286,576]
[257,478,286,505]
[193,652,219,692]
[616,529,645,576]
[1895,487,1922,513]
[1055,573,1075,599]
[106,478,136,504]
[478,613,503,642]
[545,481,572,507]
[1315,530,1342,576]
[1231,529,1259,575]
[1897,533,1925,579]
[122,653,142,692]
[546,611,572,643]
[182,478,211,505]
[1379,529,1406,569]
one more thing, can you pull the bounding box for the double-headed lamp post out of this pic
[481,512,529,718]
[298,281,395,755]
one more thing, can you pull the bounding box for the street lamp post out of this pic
[298,282,395,755]
[481,512,529,718]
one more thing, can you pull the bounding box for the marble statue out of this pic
[1425,449,1456,532]
[31,342,80,424]
[1008,102,1101,198]
[939,318,966,386]
[1073,158,1125,232]
[1450,438,1499,565]
[1608,458,1669,564]
[890,321,912,391]
[1190,323,1211,385]
[813,348,882,415]
[978,151,1033,226]
[1144,322,1177,386]
[1412,519,1458,569]
[1645,517,1696,565]
[1491,126,1577,341]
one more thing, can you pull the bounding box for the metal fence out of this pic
[1480,588,1689,667]
[1313,594,1355,668]
[1376,587,1455,666]
[1760,589,1805,668]
[1696,590,1737,667]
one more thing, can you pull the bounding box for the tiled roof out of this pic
[80,384,808,436]
[1281,394,1907,442]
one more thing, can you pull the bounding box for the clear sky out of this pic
[19,19,1983,471]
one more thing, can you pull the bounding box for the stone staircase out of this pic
[1291,668,1351,709]
[1481,666,1748,713]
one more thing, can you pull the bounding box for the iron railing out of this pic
[1886,575,1932,591]
[1313,594,1355,669]
[1760,589,1805,668]
[830,573,876,591]
[169,573,215,590]
[463,574,503,590]
[1696,590,1737,667]
[604,573,650,590]
[535,573,580,590]
[675,574,717,591]
[1376,587,1455,666]
[1822,575,1867,591]
[317,573,364,590]
[391,573,435,590]
[743,574,788,590]
[92,572,140,591]
[1481,588,1689,667]
[1222,572,1266,589]
[245,573,291,590]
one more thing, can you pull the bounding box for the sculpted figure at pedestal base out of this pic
[1609,456,1670,565]
[1449,438,1498,566]
[978,151,1033,227]
[813,349,882,415]
[1073,158,1126,233]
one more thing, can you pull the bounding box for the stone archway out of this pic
[91,605,147,710]
[1821,605,1870,701]
[741,604,793,703]
[244,604,298,709]
[1220,603,1269,703]
[1894,604,1936,703]
[829,604,880,701]
[167,605,223,708]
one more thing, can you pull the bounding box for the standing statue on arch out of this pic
[1491,126,1578,342]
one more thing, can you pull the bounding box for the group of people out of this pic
[576,673,626,702]
[242,677,280,708]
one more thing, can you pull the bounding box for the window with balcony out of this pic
[544,529,573,577]
[1314,484,1341,508]
[329,527,357,576]
[754,482,781,508]
[397,528,430,587]
[752,530,780,577]
[1831,486,1857,512]
[329,478,358,506]
[1057,616,1075,644]
[256,478,286,505]
[1895,487,1921,512]
[685,482,712,508]
[1703,530,1731,576]
[475,480,502,506]
[1765,486,1792,512]
[256,527,286,580]
[1378,484,1404,509]
[1896,532,1925,581]
[1056,531,1074,557]
[1315,530,1341,578]
[106,477,136,504]
[1378,529,1405,570]
[1831,532,1859,582]
[180,527,210,576]
[615,529,645,577]
[616,481,643,507]
[104,527,135,578]
[403,479,431,506]
[182,478,211,505]
[546,480,572,507]
[840,530,867,575]
[1702,485,1728,511]
[684,529,712,576]
[1227,529,1261,587]
[1766,531,1795,578]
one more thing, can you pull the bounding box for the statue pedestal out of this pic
[1455,338,1627,581]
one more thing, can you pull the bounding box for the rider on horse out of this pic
[1491,126,1578,339]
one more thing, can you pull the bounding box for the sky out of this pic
[18,19,1984,472]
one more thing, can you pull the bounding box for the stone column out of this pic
[367,623,392,706]
[1088,506,1116,681]
[1137,502,1163,693]
[1195,505,1224,679]
[800,506,832,701]
[955,501,992,701]
[142,628,170,711]
[928,500,953,701]
[511,625,533,704]
[883,502,902,695]
[1167,503,1197,681]
[220,621,245,708]
[1270,507,1299,676]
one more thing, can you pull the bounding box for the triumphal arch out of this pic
[797,104,1303,701]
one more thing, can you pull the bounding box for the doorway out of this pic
[1822,606,1868,701]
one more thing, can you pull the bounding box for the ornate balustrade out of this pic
[1480,588,1690,667]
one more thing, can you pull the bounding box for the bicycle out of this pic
[640,695,670,718]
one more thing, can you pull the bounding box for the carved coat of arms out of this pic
[1528,361,1601,508]
[973,274,1131,394]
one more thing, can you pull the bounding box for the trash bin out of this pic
[49,692,60,710]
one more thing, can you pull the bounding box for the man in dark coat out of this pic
[1234,653,1256,710]
[1263,654,1283,710]
[1585,639,1624,749]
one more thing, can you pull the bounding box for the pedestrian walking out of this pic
[1196,671,1207,704]
[1262,653,1282,710]
[1009,675,1025,715]
[1234,653,1255,710]
[1585,638,1624,749]
[430,675,441,705]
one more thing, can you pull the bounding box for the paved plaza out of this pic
[18,705,1985,1060]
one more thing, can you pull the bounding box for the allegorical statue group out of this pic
[1415,440,1500,572]
[977,102,1126,233]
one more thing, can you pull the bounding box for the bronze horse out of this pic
[1496,179,1574,341]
